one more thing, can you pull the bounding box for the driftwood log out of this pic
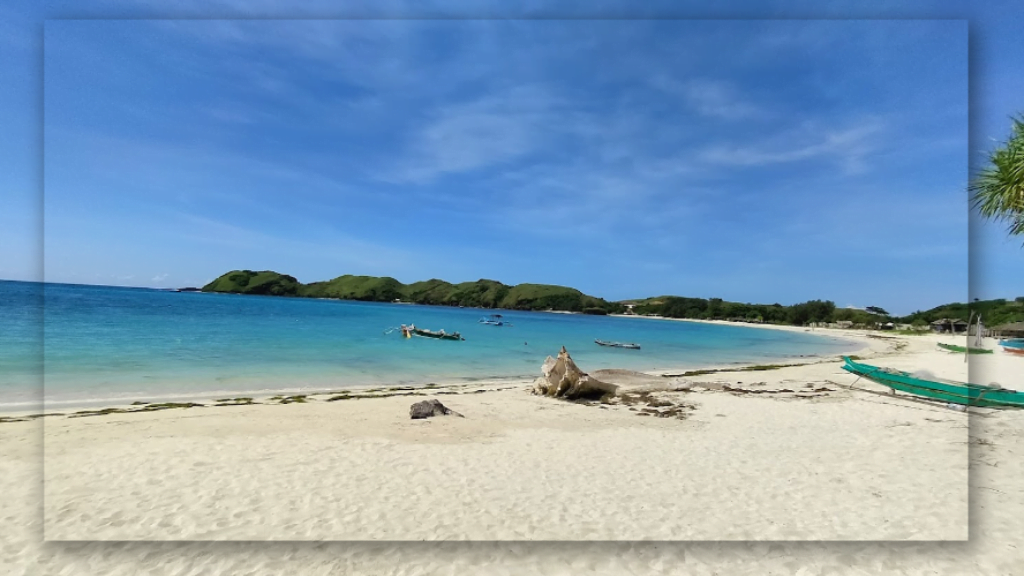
[532,346,619,400]
[409,399,464,419]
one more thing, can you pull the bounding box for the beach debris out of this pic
[667,379,693,391]
[721,384,835,397]
[277,395,309,404]
[214,397,256,406]
[660,363,803,378]
[533,346,619,400]
[409,399,464,419]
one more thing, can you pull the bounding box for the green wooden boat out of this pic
[411,327,465,341]
[841,356,1024,408]
[937,343,993,354]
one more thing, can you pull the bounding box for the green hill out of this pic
[498,283,611,313]
[401,279,456,304]
[298,275,404,301]
[202,271,620,313]
[201,270,300,296]
[896,298,1024,327]
[203,270,1023,326]
[446,279,511,308]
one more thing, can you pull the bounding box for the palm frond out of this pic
[969,116,1024,238]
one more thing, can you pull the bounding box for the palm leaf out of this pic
[970,116,1024,237]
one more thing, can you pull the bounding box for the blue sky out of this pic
[2,1,1022,317]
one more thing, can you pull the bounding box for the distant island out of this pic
[201,270,1024,328]
[202,270,621,314]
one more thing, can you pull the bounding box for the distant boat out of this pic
[595,339,640,350]
[479,314,511,326]
[841,356,1024,408]
[937,343,993,354]
[402,324,464,341]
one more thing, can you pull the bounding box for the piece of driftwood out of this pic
[532,346,619,400]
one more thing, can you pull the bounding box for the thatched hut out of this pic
[992,321,1024,338]
[930,318,968,333]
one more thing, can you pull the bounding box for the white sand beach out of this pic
[2,329,1022,573]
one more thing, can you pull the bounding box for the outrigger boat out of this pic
[841,356,1024,408]
[595,339,641,350]
[937,343,993,354]
[400,324,464,341]
[479,314,512,327]
[999,339,1024,355]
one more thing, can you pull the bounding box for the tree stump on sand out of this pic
[410,399,464,419]
[532,346,619,400]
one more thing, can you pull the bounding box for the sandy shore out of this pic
[3,329,1022,572]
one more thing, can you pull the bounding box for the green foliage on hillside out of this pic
[203,271,620,312]
[629,296,788,323]
[298,275,404,301]
[203,270,1023,327]
[447,279,511,308]
[630,296,842,326]
[626,294,1024,329]
[401,279,457,305]
[896,298,1024,327]
[497,283,617,312]
[201,270,300,296]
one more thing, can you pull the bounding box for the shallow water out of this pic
[0,280,859,409]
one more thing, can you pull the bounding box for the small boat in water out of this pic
[595,339,640,350]
[403,324,464,341]
[937,343,993,354]
[841,356,1024,408]
[479,314,512,327]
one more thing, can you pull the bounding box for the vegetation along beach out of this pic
[4,11,1024,576]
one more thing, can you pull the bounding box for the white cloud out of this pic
[699,121,884,173]
[382,85,560,183]
[151,273,169,282]
[651,76,761,120]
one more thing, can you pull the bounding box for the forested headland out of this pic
[202,270,1024,327]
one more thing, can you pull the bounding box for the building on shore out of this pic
[991,321,1024,338]
[930,318,968,333]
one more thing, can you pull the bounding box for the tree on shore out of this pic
[970,116,1024,239]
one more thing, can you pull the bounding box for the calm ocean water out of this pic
[0,280,860,410]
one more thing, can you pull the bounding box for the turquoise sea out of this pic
[1,280,861,411]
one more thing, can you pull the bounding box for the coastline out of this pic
[2,326,1020,571]
[4,323,876,418]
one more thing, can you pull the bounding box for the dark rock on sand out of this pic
[410,399,464,419]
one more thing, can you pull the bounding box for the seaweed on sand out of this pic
[661,363,802,378]
[277,395,309,404]
[575,390,694,420]
[214,397,256,406]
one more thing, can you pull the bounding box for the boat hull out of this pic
[412,329,464,341]
[595,339,640,350]
[937,343,993,354]
[841,357,1024,408]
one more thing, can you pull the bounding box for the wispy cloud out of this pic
[39,19,972,312]
[699,121,884,173]
[651,76,762,120]
[381,85,561,183]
